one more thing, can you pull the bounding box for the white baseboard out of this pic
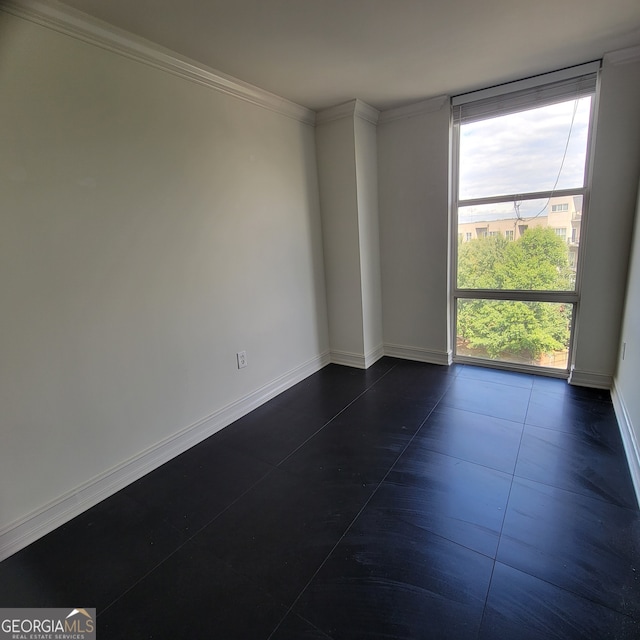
[568,367,613,389]
[611,382,640,509]
[364,344,385,368]
[331,344,451,369]
[0,351,331,561]
[384,343,452,366]
[330,344,385,369]
[330,350,367,369]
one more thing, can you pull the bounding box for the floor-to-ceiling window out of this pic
[451,63,599,375]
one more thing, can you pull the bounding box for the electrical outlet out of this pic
[237,351,247,369]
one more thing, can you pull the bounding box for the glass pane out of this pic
[458,97,592,201]
[457,196,581,291]
[456,299,572,370]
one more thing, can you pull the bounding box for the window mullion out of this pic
[454,289,579,303]
[458,187,587,210]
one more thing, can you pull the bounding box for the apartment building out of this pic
[458,195,583,267]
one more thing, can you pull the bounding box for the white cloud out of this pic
[458,97,592,201]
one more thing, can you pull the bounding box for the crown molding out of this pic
[354,99,381,125]
[316,99,380,126]
[0,0,316,126]
[379,95,449,124]
[316,100,358,124]
[604,44,640,67]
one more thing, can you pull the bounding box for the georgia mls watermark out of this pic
[0,608,95,640]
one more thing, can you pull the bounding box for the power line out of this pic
[522,98,581,222]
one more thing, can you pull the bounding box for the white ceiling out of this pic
[55,0,640,111]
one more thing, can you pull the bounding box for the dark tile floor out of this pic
[1,358,639,639]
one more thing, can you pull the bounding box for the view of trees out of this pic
[457,227,573,363]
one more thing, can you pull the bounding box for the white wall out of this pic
[354,115,383,361]
[377,101,451,364]
[572,54,640,387]
[0,11,328,544]
[315,114,364,361]
[315,102,383,367]
[614,179,640,502]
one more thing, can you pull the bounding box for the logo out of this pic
[0,608,96,640]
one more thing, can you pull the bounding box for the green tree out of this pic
[457,227,572,361]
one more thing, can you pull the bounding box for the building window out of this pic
[465,232,472,242]
[489,231,499,237]
[452,62,598,372]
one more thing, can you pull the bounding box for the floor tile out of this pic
[292,505,494,640]
[498,478,640,620]
[377,446,512,557]
[532,375,612,402]
[266,361,387,419]
[217,361,396,467]
[0,491,185,610]
[123,440,273,534]
[97,540,287,640]
[515,424,637,509]
[441,376,531,423]
[525,388,618,435]
[216,400,329,466]
[189,468,372,606]
[416,405,523,474]
[270,612,335,639]
[345,383,437,432]
[479,562,639,640]
[458,365,534,389]
[279,390,427,487]
[367,359,456,404]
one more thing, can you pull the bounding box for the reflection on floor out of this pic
[1,358,638,639]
